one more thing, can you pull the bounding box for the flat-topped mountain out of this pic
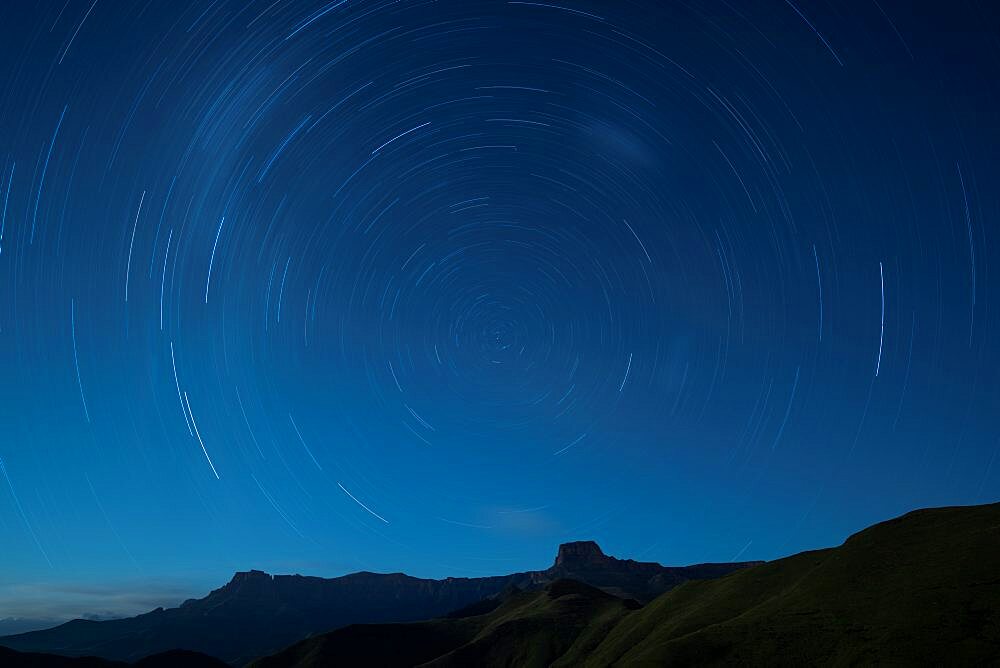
[0,542,758,665]
[544,540,755,602]
[553,540,608,566]
[540,539,761,603]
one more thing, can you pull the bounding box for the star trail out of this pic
[0,1,997,621]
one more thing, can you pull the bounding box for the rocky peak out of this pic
[553,541,611,569]
[214,570,276,599]
[229,569,273,585]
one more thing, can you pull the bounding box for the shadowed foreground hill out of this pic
[253,502,1000,667]
[251,579,639,668]
[0,647,226,667]
[0,543,755,665]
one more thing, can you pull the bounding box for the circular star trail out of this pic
[0,1,997,604]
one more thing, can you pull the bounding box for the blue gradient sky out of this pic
[1,1,998,622]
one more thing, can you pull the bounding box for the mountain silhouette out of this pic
[0,543,757,664]
[249,502,1000,667]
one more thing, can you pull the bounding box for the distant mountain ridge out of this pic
[0,542,758,665]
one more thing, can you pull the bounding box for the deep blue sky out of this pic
[1,0,998,622]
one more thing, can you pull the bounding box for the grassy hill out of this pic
[253,502,1000,667]
[581,502,1000,666]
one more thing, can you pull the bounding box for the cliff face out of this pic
[553,540,609,568]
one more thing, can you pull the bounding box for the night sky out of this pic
[1,1,998,622]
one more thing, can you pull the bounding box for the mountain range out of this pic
[2,502,998,666]
[0,540,758,665]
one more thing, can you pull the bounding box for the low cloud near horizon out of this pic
[0,578,204,626]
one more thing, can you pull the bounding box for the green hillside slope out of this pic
[584,502,1000,666]
[252,580,637,668]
